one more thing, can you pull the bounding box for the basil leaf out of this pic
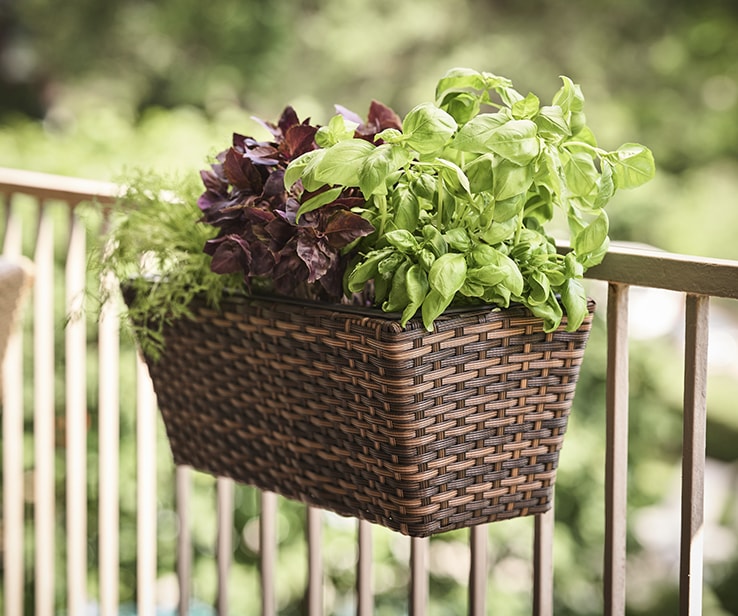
[535,144,563,198]
[528,270,551,305]
[471,243,501,266]
[411,173,437,201]
[383,260,411,313]
[493,158,533,200]
[552,76,585,117]
[453,113,509,153]
[535,105,571,141]
[439,91,481,125]
[467,265,506,286]
[378,252,404,275]
[284,150,324,191]
[418,248,436,272]
[435,158,471,197]
[459,280,485,297]
[573,211,609,255]
[295,186,343,220]
[422,225,448,257]
[392,184,420,231]
[375,128,404,143]
[428,252,467,299]
[315,114,359,147]
[485,119,541,166]
[563,149,598,197]
[385,229,419,253]
[480,218,517,244]
[435,67,487,101]
[494,194,525,222]
[402,103,457,156]
[497,85,525,108]
[346,248,393,292]
[511,92,540,120]
[529,296,564,333]
[464,154,495,193]
[471,245,524,295]
[421,289,455,331]
[560,278,588,332]
[444,228,471,252]
[498,253,524,296]
[594,159,615,209]
[400,264,429,327]
[578,236,610,269]
[609,143,656,189]
[358,143,411,197]
[564,251,584,278]
[313,139,376,186]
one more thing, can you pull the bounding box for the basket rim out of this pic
[195,288,596,333]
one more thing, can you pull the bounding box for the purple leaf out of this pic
[321,208,375,249]
[204,234,251,275]
[296,231,335,283]
[368,100,403,131]
[335,104,364,125]
[223,149,264,193]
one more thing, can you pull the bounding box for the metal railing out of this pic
[1,166,738,615]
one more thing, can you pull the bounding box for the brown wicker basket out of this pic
[135,292,595,537]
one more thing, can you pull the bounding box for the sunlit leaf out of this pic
[313,139,376,186]
[610,143,656,189]
[402,103,457,156]
[428,252,467,298]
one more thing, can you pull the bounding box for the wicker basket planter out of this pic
[134,292,595,537]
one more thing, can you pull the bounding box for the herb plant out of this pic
[108,68,655,352]
[284,68,655,330]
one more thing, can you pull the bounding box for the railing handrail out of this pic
[0,166,119,206]
[580,242,738,299]
[3,165,737,299]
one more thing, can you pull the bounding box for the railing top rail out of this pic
[2,166,737,300]
[578,242,738,300]
[0,167,119,206]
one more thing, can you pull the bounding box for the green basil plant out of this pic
[283,68,655,331]
[108,67,655,357]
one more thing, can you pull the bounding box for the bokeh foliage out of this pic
[1,0,738,614]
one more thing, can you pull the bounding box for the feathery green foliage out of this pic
[101,171,240,358]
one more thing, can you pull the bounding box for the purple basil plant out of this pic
[197,104,401,303]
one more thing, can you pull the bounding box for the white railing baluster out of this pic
[604,283,630,616]
[357,520,373,616]
[2,197,27,616]
[533,506,555,616]
[410,537,429,616]
[260,491,277,616]
[469,525,487,616]
[137,357,158,616]
[217,477,235,615]
[680,294,709,615]
[176,466,193,615]
[34,202,56,616]
[65,210,87,616]
[307,507,323,615]
[98,266,120,616]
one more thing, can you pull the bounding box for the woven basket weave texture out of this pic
[142,295,594,537]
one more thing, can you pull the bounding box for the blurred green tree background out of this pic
[2,0,738,614]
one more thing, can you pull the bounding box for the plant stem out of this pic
[436,181,445,229]
[376,194,388,236]
[562,140,607,157]
[514,212,524,245]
